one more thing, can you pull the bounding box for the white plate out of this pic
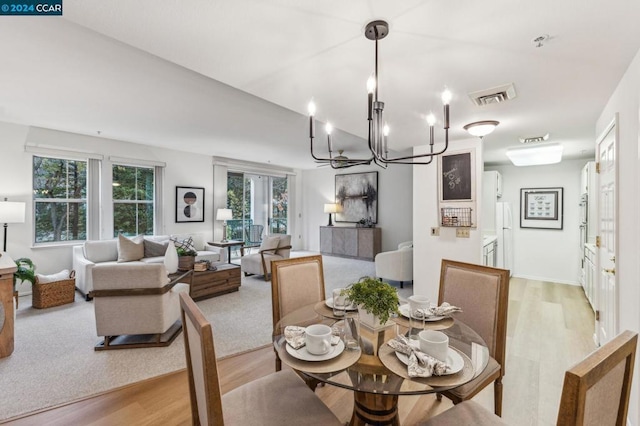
[394,342,464,375]
[286,340,345,362]
[325,297,358,311]
[399,304,445,322]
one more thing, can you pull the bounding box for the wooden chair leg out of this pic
[400,281,404,289]
[275,356,282,372]
[494,378,503,416]
[436,393,442,401]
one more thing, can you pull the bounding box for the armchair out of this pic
[90,263,191,350]
[375,241,413,288]
[241,234,292,281]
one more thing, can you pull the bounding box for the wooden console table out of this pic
[0,254,17,358]
[320,226,381,261]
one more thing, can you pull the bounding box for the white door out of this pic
[596,116,618,345]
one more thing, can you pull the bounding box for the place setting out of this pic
[277,322,361,374]
[393,295,462,330]
[314,288,358,319]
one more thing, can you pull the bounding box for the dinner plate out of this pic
[286,340,345,362]
[399,304,445,322]
[325,297,358,311]
[394,341,464,375]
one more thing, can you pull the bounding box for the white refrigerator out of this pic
[496,202,513,276]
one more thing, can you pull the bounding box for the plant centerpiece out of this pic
[344,276,399,329]
[176,247,197,271]
[13,258,36,309]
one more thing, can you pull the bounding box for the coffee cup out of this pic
[408,295,431,317]
[418,330,449,362]
[305,324,332,355]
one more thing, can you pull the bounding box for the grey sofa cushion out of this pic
[144,239,169,258]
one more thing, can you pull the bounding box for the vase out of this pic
[164,243,179,274]
[178,256,195,271]
[357,305,394,331]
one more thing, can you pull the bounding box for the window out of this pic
[33,156,87,243]
[112,164,155,237]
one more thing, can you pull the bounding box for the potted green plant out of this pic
[13,258,36,309]
[176,247,197,271]
[343,277,399,328]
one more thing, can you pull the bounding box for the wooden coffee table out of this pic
[176,264,241,301]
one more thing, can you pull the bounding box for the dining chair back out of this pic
[179,292,342,426]
[436,259,510,416]
[418,330,638,426]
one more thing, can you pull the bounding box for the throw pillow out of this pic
[144,239,169,258]
[170,236,197,253]
[36,269,70,284]
[117,234,144,262]
[259,235,280,252]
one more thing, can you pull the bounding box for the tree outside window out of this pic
[33,156,87,243]
[113,165,154,236]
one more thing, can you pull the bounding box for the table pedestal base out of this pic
[350,391,399,426]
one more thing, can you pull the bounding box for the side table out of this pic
[208,240,245,265]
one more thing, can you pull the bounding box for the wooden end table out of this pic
[208,240,245,264]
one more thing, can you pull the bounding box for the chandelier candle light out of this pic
[308,20,453,168]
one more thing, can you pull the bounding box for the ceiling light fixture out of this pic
[308,20,453,168]
[463,120,500,139]
[506,143,563,166]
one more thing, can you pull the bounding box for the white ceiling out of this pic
[1,0,639,169]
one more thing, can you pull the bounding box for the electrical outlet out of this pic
[456,228,470,238]
[431,227,440,236]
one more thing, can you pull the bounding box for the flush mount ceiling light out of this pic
[463,120,500,138]
[506,143,563,166]
[308,20,452,168]
[519,133,550,144]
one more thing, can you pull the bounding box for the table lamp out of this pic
[216,208,233,242]
[0,198,26,256]
[324,203,339,227]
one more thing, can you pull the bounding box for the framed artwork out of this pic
[520,187,563,229]
[438,149,475,202]
[335,171,378,223]
[176,186,205,223]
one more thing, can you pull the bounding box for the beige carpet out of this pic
[0,251,411,421]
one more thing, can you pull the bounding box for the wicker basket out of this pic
[33,270,76,309]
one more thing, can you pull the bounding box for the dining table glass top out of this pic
[273,301,490,396]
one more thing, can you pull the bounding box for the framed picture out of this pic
[176,186,205,223]
[520,187,563,229]
[335,171,378,223]
[438,149,475,202]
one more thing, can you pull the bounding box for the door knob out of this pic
[603,268,616,275]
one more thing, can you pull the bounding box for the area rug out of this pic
[0,251,411,421]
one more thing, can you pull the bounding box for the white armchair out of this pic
[241,234,292,281]
[375,241,413,288]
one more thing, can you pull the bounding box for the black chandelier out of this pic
[308,20,452,168]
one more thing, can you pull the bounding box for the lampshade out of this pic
[0,201,26,224]
[216,208,233,221]
[506,143,563,166]
[463,120,500,138]
[324,203,339,214]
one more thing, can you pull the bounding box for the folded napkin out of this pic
[387,335,451,377]
[412,302,462,318]
[284,325,341,350]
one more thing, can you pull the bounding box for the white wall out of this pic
[413,138,483,302]
[486,160,585,285]
[0,122,215,284]
[301,162,412,253]
[597,48,640,426]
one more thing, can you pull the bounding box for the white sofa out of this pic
[374,241,413,288]
[72,234,222,299]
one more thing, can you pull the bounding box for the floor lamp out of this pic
[216,208,233,242]
[0,198,26,256]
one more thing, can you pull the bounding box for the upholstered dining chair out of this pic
[435,259,510,416]
[271,254,327,373]
[419,329,638,425]
[179,292,342,426]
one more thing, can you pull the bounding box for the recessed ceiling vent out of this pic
[519,133,550,144]
[468,83,517,106]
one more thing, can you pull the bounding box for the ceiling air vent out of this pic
[468,83,517,107]
[519,133,550,144]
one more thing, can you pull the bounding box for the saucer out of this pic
[286,340,345,362]
[399,304,445,322]
[325,297,358,311]
[394,341,464,375]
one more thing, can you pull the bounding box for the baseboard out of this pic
[512,273,581,286]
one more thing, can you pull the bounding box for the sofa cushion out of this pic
[84,240,119,263]
[144,239,169,258]
[117,234,145,262]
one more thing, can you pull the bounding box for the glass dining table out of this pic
[273,301,490,426]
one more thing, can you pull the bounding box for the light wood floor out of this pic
[4,278,595,426]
